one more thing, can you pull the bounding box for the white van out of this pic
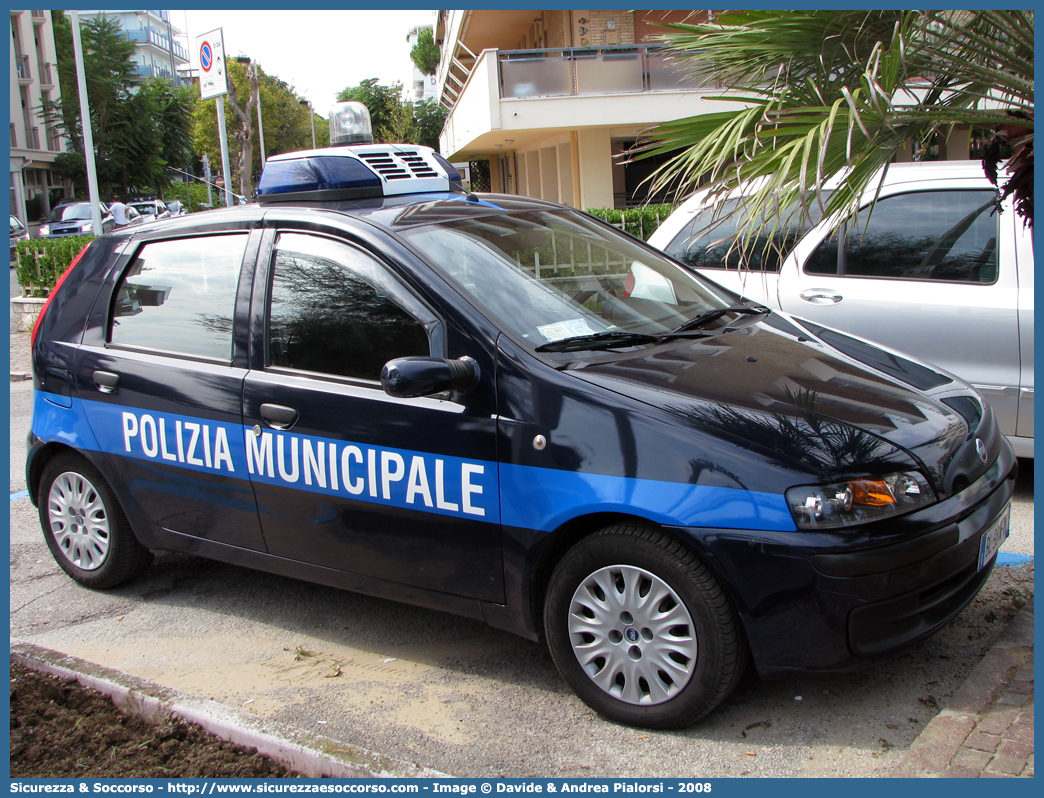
[649,161,1034,458]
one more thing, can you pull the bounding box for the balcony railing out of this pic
[126,29,189,63]
[26,127,40,150]
[37,62,53,88]
[47,129,62,152]
[497,45,718,101]
[16,55,31,82]
[31,10,46,22]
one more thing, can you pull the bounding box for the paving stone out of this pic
[988,754,1028,776]
[976,707,1021,735]
[953,747,993,771]
[965,732,1001,753]
[995,692,1030,707]
[942,766,980,778]
[999,738,1033,760]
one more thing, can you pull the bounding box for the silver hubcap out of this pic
[568,564,697,705]
[47,471,111,571]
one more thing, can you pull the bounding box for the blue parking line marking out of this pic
[10,490,29,502]
[996,552,1033,567]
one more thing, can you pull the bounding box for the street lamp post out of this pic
[299,98,316,149]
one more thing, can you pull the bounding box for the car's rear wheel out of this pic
[544,525,748,729]
[38,453,152,589]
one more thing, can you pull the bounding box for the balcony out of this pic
[11,123,18,148]
[47,129,62,152]
[126,29,189,63]
[31,10,45,24]
[16,54,31,84]
[26,127,40,150]
[37,62,53,88]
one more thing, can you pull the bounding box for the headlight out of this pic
[786,471,936,529]
[79,222,94,233]
[38,224,50,236]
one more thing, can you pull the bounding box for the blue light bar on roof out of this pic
[257,144,462,204]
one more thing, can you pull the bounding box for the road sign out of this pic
[195,28,227,100]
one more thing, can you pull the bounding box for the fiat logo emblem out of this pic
[975,438,988,464]
[625,628,640,643]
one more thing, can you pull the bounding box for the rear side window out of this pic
[109,234,248,360]
[267,232,431,381]
[805,190,999,282]
[664,197,829,273]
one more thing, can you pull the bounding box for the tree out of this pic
[410,27,440,76]
[45,12,193,197]
[413,98,447,151]
[193,62,326,198]
[637,10,1033,257]
[337,79,407,142]
[336,79,447,150]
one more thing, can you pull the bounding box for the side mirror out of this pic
[381,356,479,398]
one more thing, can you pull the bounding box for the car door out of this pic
[776,184,1022,438]
[242,225,504,602]
[75,228,268,551]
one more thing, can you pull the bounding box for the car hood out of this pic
[565,318,991,496]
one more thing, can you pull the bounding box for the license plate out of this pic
[978,505,1011,570]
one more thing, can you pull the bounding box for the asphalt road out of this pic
[8,377,1035,777]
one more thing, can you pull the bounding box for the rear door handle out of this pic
[799,289,844,304]
[260,403,299,430]
[93,370,120,394]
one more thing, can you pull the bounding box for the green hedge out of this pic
[585,204,675,241]
[16,236,94,297]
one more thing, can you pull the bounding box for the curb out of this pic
[892,596,1034,777]
[11,639,452,780]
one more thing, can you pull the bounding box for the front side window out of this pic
[805,190,999,282]
[110,234,247,360]
[665,196,830,273]
[267,232,431,381]
[401,209,738,349]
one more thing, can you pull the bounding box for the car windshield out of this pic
[47,205,90,222]
[130,203,154,214]
[401,209,743,350]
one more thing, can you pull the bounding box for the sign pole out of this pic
[215,101,234,207]
[196,28,234,207]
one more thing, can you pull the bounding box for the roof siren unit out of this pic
[256,100,462,203]
[329,101,373,146]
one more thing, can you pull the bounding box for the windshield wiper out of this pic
[660,305,770,340]
[535,331,659,353]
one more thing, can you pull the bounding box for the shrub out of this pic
[16,236,94,297]
[585,204,675,241]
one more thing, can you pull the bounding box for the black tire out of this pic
[544,525,748,729]
[37,453,153,589]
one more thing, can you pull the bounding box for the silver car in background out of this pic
[649,161,1034,458]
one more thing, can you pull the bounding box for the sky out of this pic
[179,9,437,112]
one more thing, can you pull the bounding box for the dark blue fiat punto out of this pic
[27,113,1015,729]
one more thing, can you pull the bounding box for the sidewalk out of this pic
[11,329,31,380]
[893,596,1034,778]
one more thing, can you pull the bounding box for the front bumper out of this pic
[679,444,1018,676]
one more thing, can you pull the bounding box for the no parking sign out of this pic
[195,28,227,99]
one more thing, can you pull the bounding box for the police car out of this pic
[27,104,1015,729]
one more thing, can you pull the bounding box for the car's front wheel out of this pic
[544,525,748,729]
[38,453,153,589]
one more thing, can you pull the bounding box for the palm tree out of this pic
[637,10,1033,257]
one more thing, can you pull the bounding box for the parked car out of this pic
[10,215,29,264]
[165,200,187,217]
[37,202,116,239]
[27,140,1015,729]
[129,199,171,222]
[649,161,1034,458]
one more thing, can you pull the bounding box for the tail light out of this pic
[30,243,90,348]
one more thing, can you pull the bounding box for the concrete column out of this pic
[576,129,614,210]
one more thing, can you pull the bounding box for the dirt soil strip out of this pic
[11,639,451,779]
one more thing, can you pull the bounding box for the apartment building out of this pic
[9,9,70,227]
[435,9,746,209]
[80,10,189,84]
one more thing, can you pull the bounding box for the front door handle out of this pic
[260,403,299,430]
[799,288,844,305]
[93,370,120,394]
